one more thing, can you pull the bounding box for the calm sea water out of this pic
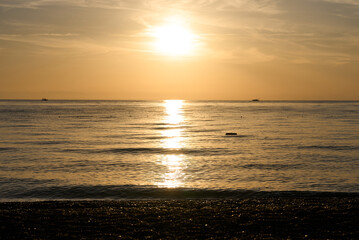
[0,100,358,200]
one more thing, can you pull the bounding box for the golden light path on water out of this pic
[156,100,187,188]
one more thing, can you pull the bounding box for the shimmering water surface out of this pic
[0,100,358,200]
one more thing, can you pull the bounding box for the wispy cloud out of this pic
[323,0,359,6]
[0,33,111,56]
[0,0,281,13]
[1,0,358,64]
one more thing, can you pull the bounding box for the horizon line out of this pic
[1,99,358,102]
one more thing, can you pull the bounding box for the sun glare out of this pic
[149,17,198,56]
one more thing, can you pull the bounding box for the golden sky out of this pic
[0,0,358,100]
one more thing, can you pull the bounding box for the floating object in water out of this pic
[225,132,237,136]
[41,98,48,101]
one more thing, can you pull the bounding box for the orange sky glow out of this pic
[0,0,358,100]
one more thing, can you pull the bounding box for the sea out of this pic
[0,100,358,201]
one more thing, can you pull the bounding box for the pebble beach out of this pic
[1,197,358,239]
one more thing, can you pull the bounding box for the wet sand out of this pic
[1,197,358,239]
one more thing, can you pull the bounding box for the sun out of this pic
[149,17,198,56]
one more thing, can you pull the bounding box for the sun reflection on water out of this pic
[160,155,187,188]
[156,100,187,188]
[165,100,184,125]
[161,129,184,149]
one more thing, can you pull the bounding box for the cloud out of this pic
[0,0,57,9]
[220,47,276,64]
[0,0,281,13]
[323,0,359,6]
[0,33,111,56]
[1,0,358,65]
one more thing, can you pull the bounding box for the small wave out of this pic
[106,135,168,140]
[129,123,167,126]
[4,124,34,128]
[68,115,94,119]
[299,145,359,151]
[223,134,249,138]
[35,140,71,145]
[186,129,218,133]
[0,147,14,152]
[63,125,92,129]
[62,147,234,156]
[1,185,358,201]
[242,163,302,170]
[151,126,184,130]
[1,186,254,200]
[145,136,168,140]
[0,177,59,185]
[0,109,31,113]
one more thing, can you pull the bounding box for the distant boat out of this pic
[252,99,259,102]
[41,98,48,101]
[225,132,237,136]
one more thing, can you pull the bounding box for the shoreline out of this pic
[1,197,358,239]
[2,190,358,202]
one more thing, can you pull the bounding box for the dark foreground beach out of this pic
[1,197,358,239]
